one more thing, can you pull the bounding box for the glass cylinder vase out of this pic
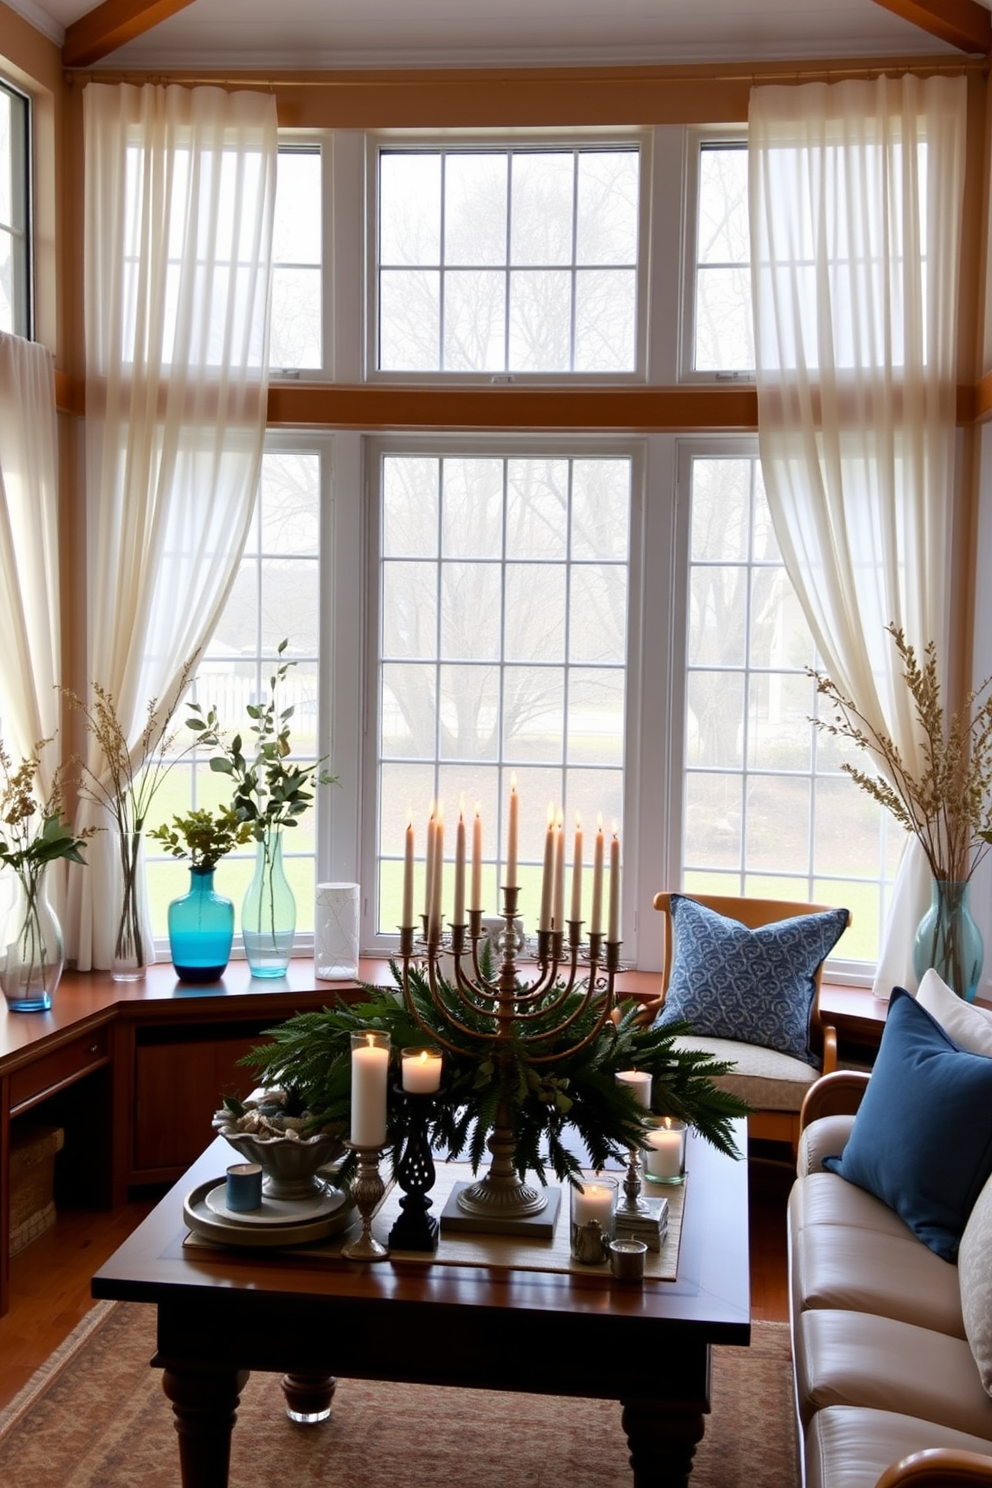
[912,879,984,1004]
[112,829,148,981]
[168,866,235,983]
[242,828,296,978]
[0,865,64,1012]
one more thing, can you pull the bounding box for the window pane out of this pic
[508,269,571,371]
[444,153,507,266]
[270,267,321,370]
[0,82,29,338]
[577,149,638,265]
[380,152,441,264]
[274,151,321,262]
[441,457,503,557]
[443,269,506,371]
[575,269,636,371]
[510,153,574,266]
[695,266,754,371]
[506,458,568,559]
[383,457,439,557]
[379,269,439,370]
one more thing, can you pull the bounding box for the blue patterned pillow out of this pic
[658,896,849,1065]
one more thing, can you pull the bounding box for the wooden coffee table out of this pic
[91,1122,750,1488]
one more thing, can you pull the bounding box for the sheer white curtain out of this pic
[749,75,966,996]
[69,82,277,969]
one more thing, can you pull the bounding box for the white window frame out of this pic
[365,131,653,386]
[679,127,754,387]
[0,77,32,340]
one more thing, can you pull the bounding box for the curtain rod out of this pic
[64,58,982,89]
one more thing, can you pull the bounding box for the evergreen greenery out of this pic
[235,961,749,1186]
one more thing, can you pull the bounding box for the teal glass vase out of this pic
[912,879,984,1004]
[242,828,296,978]
[167,866,235,983]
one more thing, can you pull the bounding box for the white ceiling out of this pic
[6,0,981,71]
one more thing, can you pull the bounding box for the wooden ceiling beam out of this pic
[870,0,991,54]
[63,0,199,69]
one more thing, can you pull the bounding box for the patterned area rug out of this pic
[0,1302,799,1487]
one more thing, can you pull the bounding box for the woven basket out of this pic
[9,1124,64,1256]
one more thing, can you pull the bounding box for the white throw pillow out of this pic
[960,1169,992,1395]
[915,969,992,1055]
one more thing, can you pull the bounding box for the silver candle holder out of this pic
[341,1142,389,1261]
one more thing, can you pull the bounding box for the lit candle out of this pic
[591,813,604,936]
[454,796,466,926]
[430,800,444,941]
[570,813,583,923]
[539,800,555,932]
[401,1046,443,1094]
[506,774,518,888]
[350,1031,390,1146]
[572,1178,616,1231]
[616,1069,652,1108]
[645,1118,686,1180]
[402,811,415,930]
[471,802,482,912]
[424,800,437,924]
[608,823,621,942]
[553,809,565,931]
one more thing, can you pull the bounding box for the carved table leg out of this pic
[620,1396,707,1488]
[281,1371,337,1423]
[160,1365,250,1488]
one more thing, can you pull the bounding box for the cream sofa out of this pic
[789,973,992,1488]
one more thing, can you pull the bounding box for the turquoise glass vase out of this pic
[242,828,296,978]
[167,866,235,983]
[912,879,984,1004]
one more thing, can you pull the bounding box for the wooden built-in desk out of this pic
[0,959,888,1319]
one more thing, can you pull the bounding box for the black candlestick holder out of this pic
[388,1089,439,1252]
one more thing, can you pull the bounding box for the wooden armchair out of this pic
[651,892,849,1153]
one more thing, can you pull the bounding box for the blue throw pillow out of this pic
[658,895,849,1065]
[823,988,992,1261]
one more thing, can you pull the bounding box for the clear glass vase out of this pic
[912,879,984,1004]
[168,866,235,983]
[242,828,296,978]
[1,865,64,1012]
[112,829,148,982]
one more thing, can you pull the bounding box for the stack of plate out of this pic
[183,1175,355,1247]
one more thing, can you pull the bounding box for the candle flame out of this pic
[511,771,517,791]
[664,1116,672,1130]
[365,1033,376,1048]
[597,811,603,831]
[575,811,582,829]
[429,798,436,820]
[458,792,465,822]
[418,1050,429,1066]
[547,799,555,826]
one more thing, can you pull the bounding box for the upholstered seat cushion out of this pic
[789,1171,919,1243]
[795,1309,992,1436]
[658,895,850,1064]
[791,1220,964,1337]
[669,1033,819,1110]
[805,1406,992,1488]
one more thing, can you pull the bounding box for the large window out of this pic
[374,144,643,376]
[371,447,631,933]
[0,80,31,338]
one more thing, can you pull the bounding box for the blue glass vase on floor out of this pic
[242,827,296,978]
[912,880,984,1004]
[168,866,235,983]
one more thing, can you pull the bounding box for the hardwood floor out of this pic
[0,1149,794,1413]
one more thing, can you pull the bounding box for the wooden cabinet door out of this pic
[134,1035,262,1175]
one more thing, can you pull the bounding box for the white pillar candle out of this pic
[553,809,565,931]
[645,1118,686,1180]
[350,1032,390,1146]
[454,797,466,926]
[424,800,437,924]
[591,815,604,936]
[430,802,444,941]
[570,813,583,923]
[571,1178,616,1231]
[471,802,482,912]
[506,774,518,888]
[401,1046,443,1094]
[402,812,415,930]
[539,801,555,932]
[616,1069,652,1108]
[608,823,621,941]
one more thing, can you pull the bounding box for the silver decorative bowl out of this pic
[213,1117,346,1202]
